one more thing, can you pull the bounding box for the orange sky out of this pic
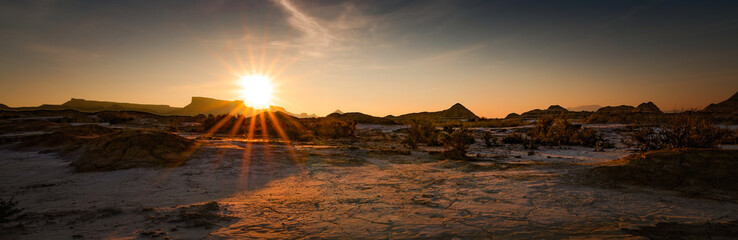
[1,1,737,118]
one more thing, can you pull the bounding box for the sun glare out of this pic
[237,75,274,109]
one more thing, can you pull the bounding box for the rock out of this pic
[73,131,196,172]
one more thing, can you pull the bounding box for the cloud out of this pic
[24,43,101,62]
[271,0,375,58]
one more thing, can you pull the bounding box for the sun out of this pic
[237,75,274,109]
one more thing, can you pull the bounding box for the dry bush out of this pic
[403,120,442,148]
[501,132,527,144]
[441,127,476,159]
[527,116,609,148]
[482,132,501,147]
[628,113,734,151]
[311,117,356,139]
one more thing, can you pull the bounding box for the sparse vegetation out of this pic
[441,126,475,159]
[402,120,442,149]
[482,132,501,147]
[310,117,356,139]
[627,113,735,151]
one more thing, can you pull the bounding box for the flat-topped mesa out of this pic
[173,97,249,116]
[60,98,177,114]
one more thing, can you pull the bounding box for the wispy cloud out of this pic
[271,0,374,58]
[24,43,101,62]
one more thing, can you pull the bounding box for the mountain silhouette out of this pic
[328,112,396,125]
[0,97,317,118]
[635,101,662,113]
[390,103,479,121]
[62,98,178,114]
[704,91,738,113]
[521,105,569,118]
[171,97,248,116]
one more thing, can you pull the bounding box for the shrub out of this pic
[482,132,500,147]
[502,132,527,144]
[441,127,476,159]
[405,120,442,146]
[98,111,134,124]
[628,113,734,151]
[312,117,356,139]
[527,116,610,148]
[0,197,23,222]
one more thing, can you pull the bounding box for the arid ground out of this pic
[2,117,737,239]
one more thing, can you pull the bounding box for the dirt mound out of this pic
[587,149,738,196]
[73,130,196,172]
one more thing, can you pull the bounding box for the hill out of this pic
[521,105,569,118]
[704,91,738,113]
[61,98,179,114]
[170,97,249,116]
[327,112,396,125]
[1,97,318,118]
[389,103,479,122]
[635,101,662,113]
[703,91,738,123]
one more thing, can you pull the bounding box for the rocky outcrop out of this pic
[73,131,196,172]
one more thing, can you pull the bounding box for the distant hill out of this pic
[389,103,479,121]
[62,98,179,114]
[332,109,344,115]
[1,97,317,118]
[327,112,396,125]
[567,105,602,112]
[704,91,738,113]
[596,105,636,114]
[635,101,662,113]
[521,105,569,118]
[167,97,248,116]
[0,103,8,110]
[703,91,738,123]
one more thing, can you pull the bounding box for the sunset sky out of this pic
[1,0,737,117]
